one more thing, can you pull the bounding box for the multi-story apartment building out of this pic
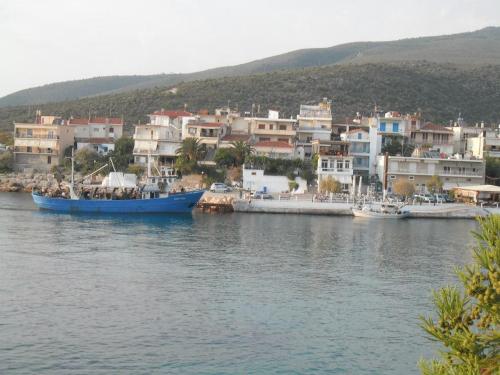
[184,121,228,149]
[14,114,74,172]
[315,140,353,192]
[466,127,500,158]
[409,122,454,155]
[68,117,123,155]
[296,98,332,159]
[133,110,194,165]
[451,124,485,155]
[249,110,297,159]
[376,153,485,193]
[341,128,371,179]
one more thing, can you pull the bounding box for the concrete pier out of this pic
[233,199,500,219]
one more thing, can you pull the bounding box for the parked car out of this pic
[252,191,273,199]
[434,193,454,203]
[210,183,231,193]
[413,194,436,203]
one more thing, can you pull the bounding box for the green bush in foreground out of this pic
[419,215,500,375]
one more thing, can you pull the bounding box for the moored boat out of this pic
[352,203,410,219]
[31,152,205,214]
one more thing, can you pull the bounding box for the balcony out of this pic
[15,134,59,140]
[253,128,295,136]
[440,170,483,177]
[14,146,58,155]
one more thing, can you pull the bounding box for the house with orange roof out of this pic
[68,117,123,155]
[249,110,297,159]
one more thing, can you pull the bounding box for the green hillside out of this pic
[1,27,499,108]
[1,62,499,133]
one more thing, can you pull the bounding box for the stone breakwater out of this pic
[0,173,78,193]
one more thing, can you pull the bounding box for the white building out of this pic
[342,128,370,178]
[317,154,354,192]
[133,110,194,165]
[466,127,500,159]
[376,154,485,193]
[242,167,307,193]
[296,98,333,159]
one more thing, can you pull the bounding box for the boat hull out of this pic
[352,208,410,219]
[32,190,205,214]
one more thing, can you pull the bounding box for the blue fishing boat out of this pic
[32,189,204,214]
[31,152,205,214]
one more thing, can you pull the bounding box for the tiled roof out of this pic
[221,134,250,142]
[254,141,293,149]
[90,117,123,125]
[420,122,453,133]
[68,117,123,126]
[150,110,192,118]
[68,118,89,125]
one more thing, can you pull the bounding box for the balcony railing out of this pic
[15,134,59,140]
[320,168,353,173]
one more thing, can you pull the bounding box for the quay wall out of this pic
[233,199,500,218]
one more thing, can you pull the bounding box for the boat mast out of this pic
[68,147,78,200]
[383,152,388,201]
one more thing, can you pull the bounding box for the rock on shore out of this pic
[0,173,76,193]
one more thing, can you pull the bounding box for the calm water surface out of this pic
[0,193,476,374]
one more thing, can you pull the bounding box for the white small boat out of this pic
[352,203,410,219]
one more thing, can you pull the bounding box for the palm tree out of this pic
[175,138,206,174]
[231,140,254,166]
[176,137,205,162]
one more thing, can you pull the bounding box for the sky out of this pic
[0,0,499,97]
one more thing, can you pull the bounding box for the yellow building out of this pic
[14,115,74,172]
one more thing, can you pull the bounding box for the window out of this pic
[27,129,33,137]
[188,127,196,135]
[47,156,51,164]
[444,166,451,173]
[269,124,274,130]
[259,137,270,142]
[379,122,386,132]
[109,127,114,133]
[411,132,416,139]
[422,133,428,141]
[408,176,414,180]
[357,132,362,140]
[321,160,328,169]
[27,146,32,153]
[344,160,350,169]
[258,124,265,130]
[392,122,399,132]
[251,172,256,175]
[336,160,343,170]
[390,175,396,179]
[278,138,288,143]
[279,125,287,131]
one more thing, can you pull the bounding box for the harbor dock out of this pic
[232,198,500,218]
